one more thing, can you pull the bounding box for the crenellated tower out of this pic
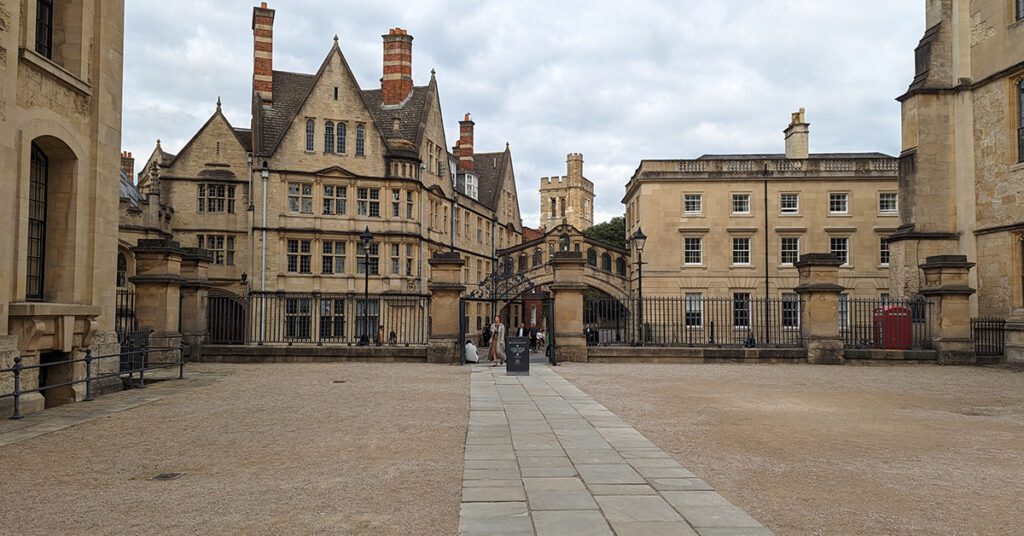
[539,153,594,231]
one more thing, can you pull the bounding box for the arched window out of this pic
[601,253,612,272]
[27,143,48,300]
[355,124,365,156]
[324,121,334,153]
[117,253,128,288]
[518,255,528,272]
[586,248,597,266]
[337,122,347,154]
[616,257,627,276]
[548,242,555,256]
[550,197,557,216]
[305,119,315,152]
[533,249,543,267]
[502,257,513,275]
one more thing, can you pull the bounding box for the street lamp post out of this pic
[359,226,374,346]
[632,228,647,346]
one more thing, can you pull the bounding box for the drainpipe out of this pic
[261,161,269,291]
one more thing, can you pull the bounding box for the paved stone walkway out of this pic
[460,364,772,536]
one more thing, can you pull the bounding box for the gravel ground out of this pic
[0,363,469,536]
[558,363,1024,536]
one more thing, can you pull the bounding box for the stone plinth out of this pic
[794,253,845,365]
[919,255,976,365]
[550,252,587,363]
[428,252,465,364]
[180,248,214,357]
[130,239,187,356]
[1005,309,1024,364]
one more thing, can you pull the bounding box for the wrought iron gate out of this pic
[458,270,556,365]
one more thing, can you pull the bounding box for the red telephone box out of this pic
[873,306,912,349]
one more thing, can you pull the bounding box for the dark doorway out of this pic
[38,351,76,408]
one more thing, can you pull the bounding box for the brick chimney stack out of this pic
[458,113,475,171]
[784,108,809,159]
[382,28,414,105]
[252,2,275,103]
[121,151,134,179]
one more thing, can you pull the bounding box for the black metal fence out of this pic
[971,317,1006,357]
[1,333,185,420]
[583,296,804,348]
[207,292,429,346]
[115,288,137,343]
[841,297,932,350]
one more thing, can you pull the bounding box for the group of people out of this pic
[584,323,601,346]
[467,316,549,365]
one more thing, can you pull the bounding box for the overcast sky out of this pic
[123,1,924,227]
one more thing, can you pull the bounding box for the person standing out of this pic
[489,315,506,366]
[529,323,538,351]
[516,323,526,337]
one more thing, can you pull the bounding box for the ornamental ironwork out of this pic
[468,270,535,301]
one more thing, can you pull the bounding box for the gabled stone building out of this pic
[123,3,524,342]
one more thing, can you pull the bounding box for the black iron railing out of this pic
[115,288,137,342]
[841,297,932,350]
[971,317,1006,358]
[583,296,804,348]
[1,334,185,420]
[207,292,429,346]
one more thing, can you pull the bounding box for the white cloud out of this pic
[123,0,923,227]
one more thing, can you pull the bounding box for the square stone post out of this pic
[919,255,976,365]
[794,253,845,365]
[428,252,465,364]
[180,248,214,359]
[550,252,588,363]
[129,239,187,353]
[1005,309,1024,364]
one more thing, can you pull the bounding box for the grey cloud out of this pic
[123,0,922,227]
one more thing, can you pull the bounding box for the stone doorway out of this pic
[38,351,77,408]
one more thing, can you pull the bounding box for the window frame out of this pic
[732,237,752,266]
[828,192,849,215]
[27,143,48,301]
[683,237,703,266]
[780,236,800,266]
[35,0,54,59]
[684,292,703,327]
[780,193,800,215]
[830,236,850,266]
[288,182,314,214]
[337,122,347,154]
[878,192,898,214]
[732,292,751,328]
[731,193,751,215]
[322,240,346,274]
[683,193,703,215]
[324,121,335,153]
[355,124,366,157]
[286,239,313,274]
[879,237,891,267]
[305,119,315,152]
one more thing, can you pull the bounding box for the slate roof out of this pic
[361,86,431,157]
[254,70,316,155]
[233,127,253,153]
[697,152,894,160]
[119,170,143,208]
[473,151,508,210]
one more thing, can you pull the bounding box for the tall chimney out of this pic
[252,2,275,103]
[382,28,414,105]
[458,113,475,171]
[784,108,809,159]
[566,153,583,180]
[121,151,134,179]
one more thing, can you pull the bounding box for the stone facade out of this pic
[128,4,524,345]
[1,0,125,415]
[890,0,1024,323]
[540,153,594,231]
[623,110,899,302]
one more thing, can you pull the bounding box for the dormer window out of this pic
[464,173,478,200]
[392,118,401,132]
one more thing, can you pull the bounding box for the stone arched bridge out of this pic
[497,224,630,300]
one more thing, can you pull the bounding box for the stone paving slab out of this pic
[458,364,773,535]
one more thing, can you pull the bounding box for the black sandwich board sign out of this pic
[506,337,530,375]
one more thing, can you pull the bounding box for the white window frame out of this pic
[683,193,703,215]
[830,236,850,266]
[732,193,751,215]
[829,192,849,214]
[684,237,703,266]
[780,237,800,265]
[879,192,898,214]
[879,237,891,266]
[684,292,703,327]
[732,237,751,266]
[780,193,799,215]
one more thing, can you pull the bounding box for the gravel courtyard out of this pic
[0,363,469,536]
[558,363,1024,536]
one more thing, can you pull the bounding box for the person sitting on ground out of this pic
[465,340,480,363]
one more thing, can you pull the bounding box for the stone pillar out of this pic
[1005,309,1024,364]
[919,255,976,365]
[550,252,588,363]
[129,239,186,352]
[794,254,845,365]
[179,248,214,359]
[427,252,465,364]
